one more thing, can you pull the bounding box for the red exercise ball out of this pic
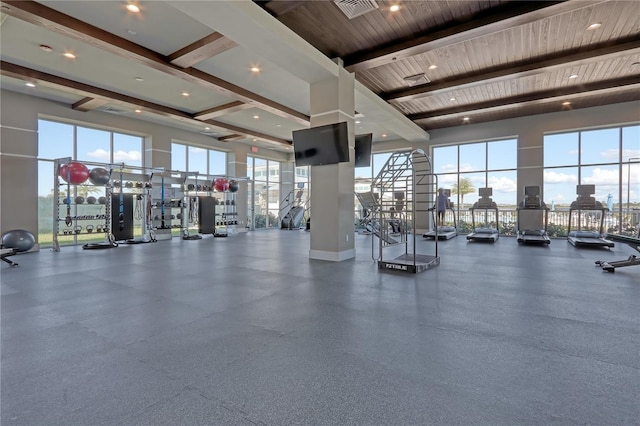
[59,161,90,185]
[213,178,229,192]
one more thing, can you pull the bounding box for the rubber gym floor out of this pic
[1,230,639,425]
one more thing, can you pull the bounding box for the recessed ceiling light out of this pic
[39,44,53,52]
[205,127,210,130]
[127,29,137,35]
[587,22,602,30]
[25,82,36,88]
[253,115,260,119]
[428,64,438,70]
[252,138,257,142]
[569,74,578,79]
[355,120,361,124]
[181,91,189,97]
[126,4,140,13]
[449,97,456,101]
[562,101,571,106]
[250,66,260,73]
[382,134,387,138]
[63,52,76,59]
[276,124,282,127]
[390,5,400,12]
[463,117,470,121]
[134,77,144,82]
[135,109,142,113]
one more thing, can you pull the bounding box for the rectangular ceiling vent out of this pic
[100,106,126,114]
[403,73,430,87]
[334,0,378,19]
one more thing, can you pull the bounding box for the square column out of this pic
[309,66,355,261]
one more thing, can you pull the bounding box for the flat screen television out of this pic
[354,133,372,167]
[292,122,349,167]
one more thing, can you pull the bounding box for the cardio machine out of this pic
[516,186,550,244]
[467,187,499,242]
[423,189,457,240]
[567,185,614,248]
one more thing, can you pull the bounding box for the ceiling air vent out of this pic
[100,107,126,114]
[334,0,378,19]
[403,73,430,87]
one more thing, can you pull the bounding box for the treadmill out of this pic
[467,187,499,242]
[423,189,457,240]
[567,184,614,248]
[516,185,550,244]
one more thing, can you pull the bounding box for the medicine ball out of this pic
[98,196,107,205]
[75,196,85,204]
[87,196,97,205]
[228,179,239,193]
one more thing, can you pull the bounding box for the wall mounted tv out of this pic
[292,122,349,167]
[354,133,372,167]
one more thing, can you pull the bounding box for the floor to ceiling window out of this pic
[37,119,143,246]
[247,156,280,229]
[170,142,227,176]
[544,125,640,236]
[433,138,518,234]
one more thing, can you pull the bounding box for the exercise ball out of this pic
[2,229,36,252]
[75,196,85,205]
[213,178,229,192]
[98,196,107,205]
[87,196,97,205]
[228,179,239,193]
[59,161,90,185]
[89,167,110,186]
[125,181,133,188]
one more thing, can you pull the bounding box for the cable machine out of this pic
[371,149,439,273]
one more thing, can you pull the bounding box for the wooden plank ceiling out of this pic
[259,0,640,129]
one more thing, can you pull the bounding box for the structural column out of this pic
[309,64,355,261]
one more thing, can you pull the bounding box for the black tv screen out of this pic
[354,133,372,167]
[292,122,349,167]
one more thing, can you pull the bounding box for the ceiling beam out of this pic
[0,0,310,126]
[72,97,109,112]
[1,61,292,147]
[218,134,245,142]
[167,32,238,68]
[386,38,640,103]
[407,75,640,122]
[344,0,603,72]
[194,101,254,120]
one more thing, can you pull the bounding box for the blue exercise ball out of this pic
[2,229,36,252]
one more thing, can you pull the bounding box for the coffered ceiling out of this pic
[1,1,638,153]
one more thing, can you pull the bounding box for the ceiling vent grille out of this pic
[100,106,126,114]
[334,0,378,19]
[403,73,430,87]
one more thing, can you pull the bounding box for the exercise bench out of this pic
[595,233,640,272]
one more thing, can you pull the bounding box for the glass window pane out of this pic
[77,126,111,163]
[433,145,458,174]
[622,125,640,162]
[38,120,73,160]
[581,164,619,205]
[38,160,54,246]
[544,132,578,167]
[171,143,186,171]
[247,156,254,180]
[487,139,517,170]
[544,166,578,210]
[488,170,517,207]
[372,152,392,178]
[113,133,142,167]
[581,128,619,165]
[208,149,226,176]
[188,146,207,174]
[268,160,280,183]
[456,172,485,208]
[459,142,486,172]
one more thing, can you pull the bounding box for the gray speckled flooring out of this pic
[2,231,639,425]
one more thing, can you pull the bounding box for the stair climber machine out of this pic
[279,186,308,230]
[371,149,440,274]
[516,185,550,244]
[567,184,614,248]
[423,188,457,240]
[467,188,500,242]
